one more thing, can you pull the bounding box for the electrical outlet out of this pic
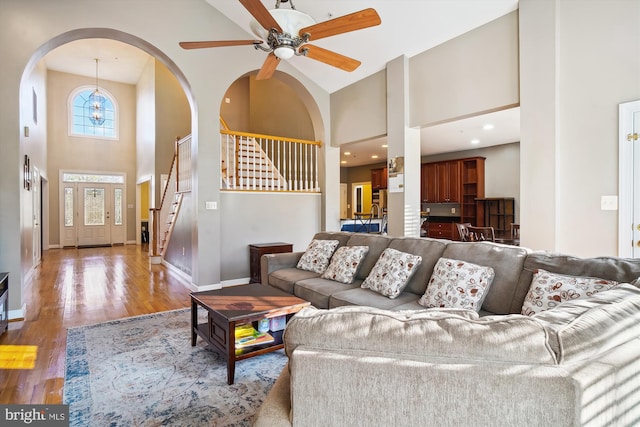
[451,207,456,214]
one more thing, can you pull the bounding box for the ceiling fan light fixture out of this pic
[274,45,295,59]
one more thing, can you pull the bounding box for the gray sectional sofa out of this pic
[254,231,640,427]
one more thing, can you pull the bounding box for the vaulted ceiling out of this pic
[43,0,521,166]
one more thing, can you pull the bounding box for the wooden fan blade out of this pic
[299,8,381,41]
[239,0,282,32]
[303,44,361,72]
[256,53,280,80]
[179,40,261,49]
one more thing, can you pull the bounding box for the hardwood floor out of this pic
[0,244,192,405]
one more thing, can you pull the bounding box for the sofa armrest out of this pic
[260,252,304,285]
[251,366,292,427]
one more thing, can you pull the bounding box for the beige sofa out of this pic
[254,232,640,426]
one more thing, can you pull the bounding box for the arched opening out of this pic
[19,28,195,273]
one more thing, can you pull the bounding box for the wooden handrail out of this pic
[220,129,321,146]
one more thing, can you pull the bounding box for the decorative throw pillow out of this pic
[296,239,340,273]
[321,246,369,284]
[521,269,619,316]
[418,257,495,312]
[361,248,422,298]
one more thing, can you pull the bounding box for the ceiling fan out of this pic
[179,0,381,80]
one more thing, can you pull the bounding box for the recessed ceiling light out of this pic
[381,144,388,148]
[341,160,347,164]
[344,151,351,156]
[471,139,480,144]
[371,155,379,159]
[483,124,494,130]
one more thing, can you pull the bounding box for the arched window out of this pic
[69,86,118,139]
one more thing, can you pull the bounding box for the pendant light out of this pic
[88,58,106,126]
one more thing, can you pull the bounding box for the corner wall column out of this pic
[386,55,421,237]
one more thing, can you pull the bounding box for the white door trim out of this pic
[618,100,640,257]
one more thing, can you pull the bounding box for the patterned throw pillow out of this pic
[361,248,422,298]
[321,246,369,284]
[419,257,495,312]
[296,239,340,273]
[521,269,618,316]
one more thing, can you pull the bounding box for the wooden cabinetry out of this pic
[249,243,293,283]
[460,157,486,226]
[371,167,388,190]
[421,158,482,206]
[421,163,437,202]
[476,198,515,234]
[421,160,459,203]
[428,222,455,240]
[436,161,460,202]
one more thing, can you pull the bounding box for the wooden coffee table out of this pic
[190,283,310,384]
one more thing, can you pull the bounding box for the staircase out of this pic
[158,192,182,257]
[223,136,287,191]
[150,143,186,264]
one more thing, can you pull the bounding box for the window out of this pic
[69,87,117,139]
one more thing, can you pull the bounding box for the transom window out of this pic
[69,86,118,139]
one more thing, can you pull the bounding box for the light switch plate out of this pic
[205,201,217,210]
[600,195,618,211]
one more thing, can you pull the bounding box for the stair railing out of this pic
[220,129,321,192]
[149,135,191,260]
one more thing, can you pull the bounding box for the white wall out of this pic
[0,0,332,313]
[46,70,138,246]
[519,0,640,256]
[136,57,156,198]
[220,192,321,281]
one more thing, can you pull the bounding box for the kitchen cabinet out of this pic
[460,157,486,226]
[421,163,437,202]
[421,160,460,203]
[427,221,455,240]
[437,161,460,202]
[371,167,388,190]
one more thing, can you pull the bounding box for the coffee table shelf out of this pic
[190,283,310,384]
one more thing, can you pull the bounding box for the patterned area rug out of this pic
[63,308,287,426]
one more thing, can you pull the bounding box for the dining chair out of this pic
[511,223,520,239]
[455,223,472,242]
[467,226,496,242]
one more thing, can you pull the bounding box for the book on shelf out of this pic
[234,324,274,348]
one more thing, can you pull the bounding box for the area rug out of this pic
[63,308,288,426]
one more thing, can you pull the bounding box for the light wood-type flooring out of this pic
[0,244,192,404]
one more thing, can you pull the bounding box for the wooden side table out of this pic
[249,242,293,283]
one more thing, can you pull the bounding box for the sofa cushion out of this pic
[532,283,640,364]
[294,277,361,309]
[268,267,321,294]
[329,287,419,310]
[321,246,369,284]
[442,242,529,314]
[418,257,495,312]
[515,252,640,314]
[284,306,557,365]
[296,239,340,273]
[344,234,391,280]
[521,269,618,316]
[387,237,447,296]
[361,248,422,298]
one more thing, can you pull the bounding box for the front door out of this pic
[77,183,111,246]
